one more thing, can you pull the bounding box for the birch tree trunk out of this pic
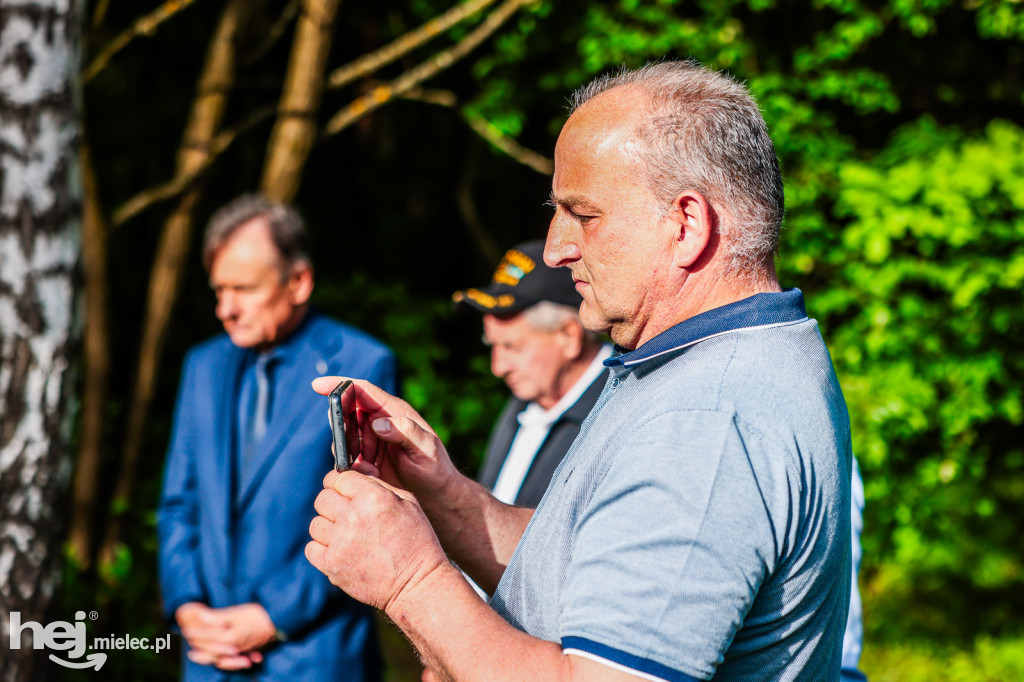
[0,0,82,679]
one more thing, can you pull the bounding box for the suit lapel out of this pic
[514,371,607,506]
[478,399,527,489]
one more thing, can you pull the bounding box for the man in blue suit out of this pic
[157,195,396,680]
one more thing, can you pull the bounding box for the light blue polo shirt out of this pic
[490,289,852,681]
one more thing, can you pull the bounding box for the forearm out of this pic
[420,473,533,594]
[387,563,570,682]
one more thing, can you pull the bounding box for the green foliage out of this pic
[58,516,174,681]
[814,118,1024,638]
[861,634,1024,681]
[313,273,506,470]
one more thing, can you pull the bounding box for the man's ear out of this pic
[289,263,315,305]
[666,191,714,269]
[558,320,585,360]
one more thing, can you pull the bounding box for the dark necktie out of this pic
[240,354,274,482]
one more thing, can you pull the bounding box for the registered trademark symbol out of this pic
[89,611,99,621]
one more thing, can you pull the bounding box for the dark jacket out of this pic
[477,371,606,508]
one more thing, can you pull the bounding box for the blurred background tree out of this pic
[13,0,1022,679]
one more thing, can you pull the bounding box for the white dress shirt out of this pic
[491,344,613,504]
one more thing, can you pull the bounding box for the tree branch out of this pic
[111,106,274,227]
[401,87,553,175]
[241,0,302,66]
[91,0,111,30]
[399,86,458,107]
[260,0,342,203]
[84,0,205,84]
[462,112,552,175]
[326,0,499,91]
[69,141,111,570]
[324,0,535,136]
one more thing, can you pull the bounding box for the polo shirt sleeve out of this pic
[558,408,788,681]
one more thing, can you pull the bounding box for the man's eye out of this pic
[570,210,596,225]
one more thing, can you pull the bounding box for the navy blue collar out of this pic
[605,289,808,367]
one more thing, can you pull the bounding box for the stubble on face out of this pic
[545,90,679,349]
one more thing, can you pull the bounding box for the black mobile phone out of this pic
[328,380,355,471]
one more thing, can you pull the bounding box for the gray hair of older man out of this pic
[202,194,312,278]
[521,301,602,347]
[571,60,785,277]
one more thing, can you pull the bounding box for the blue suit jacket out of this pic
[157,310,397,681]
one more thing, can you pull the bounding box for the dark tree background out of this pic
[1,0,1021,679]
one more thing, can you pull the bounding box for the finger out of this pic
[371,416,440,464]
[312,375,349,396]
[314,377,424,429]
[330,467,418,505]
[313,487,347,521]
[181,623,230,642]
[187,649,216,665]
[350,458,381,479]
[323,469,341,489]
[305,540,327,573]
[212,654,256,671]
[328,469,383,499]
[193,607,221,625]
[365,471,418,504]
[357,404,380,463]
[308,515,336,545]
[184,637,240,656]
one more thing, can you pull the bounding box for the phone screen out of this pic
[328,380,357,471]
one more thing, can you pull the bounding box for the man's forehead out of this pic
[561,87,645,149]
[553,99,645,196]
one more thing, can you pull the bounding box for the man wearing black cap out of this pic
[453,240,612,509]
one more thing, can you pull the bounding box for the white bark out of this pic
[0,0,81,679]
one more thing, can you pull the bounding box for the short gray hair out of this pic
[203,194,311,275]
[522,301,601,346]
[571,60,784,275]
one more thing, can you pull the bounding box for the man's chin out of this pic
[507,386,539,404]
[578,304,611,336]
[226,330,262,349]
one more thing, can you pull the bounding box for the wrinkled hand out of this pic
[306,469,450,612]
[176,602,276,670]
[312,377,458,500]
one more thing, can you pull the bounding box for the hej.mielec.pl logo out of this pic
[8,610,171,671]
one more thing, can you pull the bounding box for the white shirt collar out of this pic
[518,344,614,428]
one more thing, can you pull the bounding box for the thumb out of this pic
[372,416,438,462]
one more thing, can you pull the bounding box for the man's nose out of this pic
[490,347,508,378]
[215,292,236,320]
[544,216,580,268]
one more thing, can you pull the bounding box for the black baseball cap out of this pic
[452,240,581,315]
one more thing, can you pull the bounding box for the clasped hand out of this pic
[176,602,276,670]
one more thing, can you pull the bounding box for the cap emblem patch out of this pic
[493,249,535,287]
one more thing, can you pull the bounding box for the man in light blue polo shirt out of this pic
[306,60,853,682]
